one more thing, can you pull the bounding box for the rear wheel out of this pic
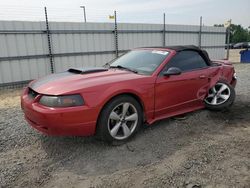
[96,95,143,144]
[204,81,235,111]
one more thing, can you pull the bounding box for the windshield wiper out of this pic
[110,65,138,73]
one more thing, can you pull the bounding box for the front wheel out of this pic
[204,81,235,111]
[96,95,143,144]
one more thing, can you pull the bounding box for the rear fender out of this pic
[208,64,234,92]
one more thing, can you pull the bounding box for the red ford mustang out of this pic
[21,46,237,143]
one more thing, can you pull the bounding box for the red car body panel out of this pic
[21,47,236,136]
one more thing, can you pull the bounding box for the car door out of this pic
[154,50,210,119]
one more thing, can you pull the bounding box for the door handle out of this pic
[199,75,207,79]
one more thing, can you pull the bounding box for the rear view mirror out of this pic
[163,67,182,76]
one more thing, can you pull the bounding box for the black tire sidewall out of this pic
[96,95,143,143]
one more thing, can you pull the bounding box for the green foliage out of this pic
[214,24,250,43]
[248,28,250,41]
[230,24,249,43]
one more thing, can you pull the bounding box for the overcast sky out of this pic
[0,0,249,27]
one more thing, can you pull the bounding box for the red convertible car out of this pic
[21,46,237,143]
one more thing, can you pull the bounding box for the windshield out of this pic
[109,49,169,75]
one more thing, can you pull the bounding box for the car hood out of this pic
[30,68,147,95]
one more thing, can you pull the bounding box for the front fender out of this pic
[81,81,155,122]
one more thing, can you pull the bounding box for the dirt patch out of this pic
[0,64,250,188]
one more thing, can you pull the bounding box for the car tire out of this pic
[204,81,235,111]
[96,95,143,144]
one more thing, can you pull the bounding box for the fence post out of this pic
[114,10,118,58]
[163,13,166,46]
[44,7,54,73]
[226,26,231,60]
[198,16,202,48]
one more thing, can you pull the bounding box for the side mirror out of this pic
[163,67,182,76]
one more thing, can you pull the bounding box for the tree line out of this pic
[214,24,250,43]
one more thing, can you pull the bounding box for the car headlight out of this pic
[39,94,84,107]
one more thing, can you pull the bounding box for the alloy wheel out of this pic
[108,102,138,140]
[205,83,231,105]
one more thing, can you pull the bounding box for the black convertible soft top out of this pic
[143,45,200,52]
[143,45,212,65]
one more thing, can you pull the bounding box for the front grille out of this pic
[28,88,39,99]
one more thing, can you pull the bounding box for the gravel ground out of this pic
[0,63,250,188]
